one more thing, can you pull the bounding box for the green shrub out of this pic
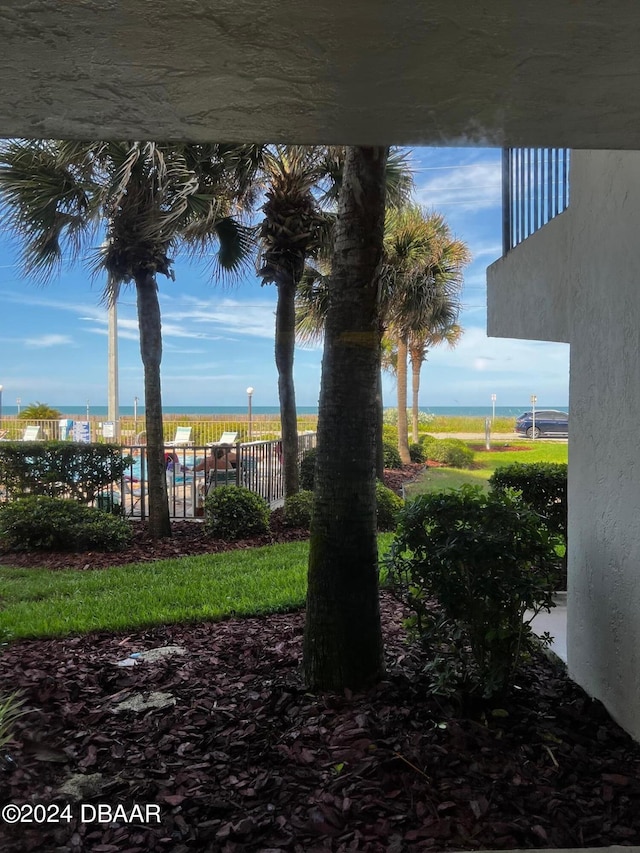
[409,443,425,463]
[489,462,567,539]
[0,442,132,504]
[283,484,401,531]
[283,490,314,528]
[490,462,568,589]
[0,496,133,551]
[382,424,399,445]
[419,433,439,452]
[376,481,403,531]
[428,438,475,468]
[204,485,270,540]
[385,485,559,699]
[299,448,317,491]
[383,441,402,469]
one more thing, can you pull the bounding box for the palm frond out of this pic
[0,139,99,282]
[295,263,331,344]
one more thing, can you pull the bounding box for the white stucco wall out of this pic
[487,150,640,740]
[487,213,571,344]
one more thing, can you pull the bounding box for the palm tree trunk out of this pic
[304,146,387,691]
[135,272,171,539]
[396,336,410,464]
[375,360,385,479]
[410,344,422,443]
[275,277,300,497]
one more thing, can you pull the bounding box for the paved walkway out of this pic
[528,593,568,663]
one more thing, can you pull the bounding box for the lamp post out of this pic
[16,397,21,415]
[491,393,497,423]
[246,386,254,440]
[134,396,139,434]
[531,394,537,440]
[0,384,3,425]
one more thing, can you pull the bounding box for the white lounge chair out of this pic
[21,425,42,441]
[166,425,193,447]
[213,430,238,446]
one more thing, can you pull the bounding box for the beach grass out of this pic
[424,415,516,433]
[0,534,395,640]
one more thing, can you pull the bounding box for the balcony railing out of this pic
[502,148,570,254]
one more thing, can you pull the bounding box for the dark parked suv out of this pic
[515,409,569,438]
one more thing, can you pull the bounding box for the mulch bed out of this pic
[1,465,640,851]
[2,597,640,852]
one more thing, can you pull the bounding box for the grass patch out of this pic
[0,534,395,640]
[406,440,568,498]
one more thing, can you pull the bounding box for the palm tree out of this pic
[257,146,332,497]
[408,324,462,442]
[257,145,412,496]
[296,202,467,472]
[303,146,389,691]
[383,207,470,463]
[0,140,258,537]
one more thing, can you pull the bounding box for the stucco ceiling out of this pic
[1,0,638,148]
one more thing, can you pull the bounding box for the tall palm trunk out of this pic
[135,272,171,539]
[304,146,387,691]
[275,277,300,497]
[410,343,423,443]
[396,336,410,464]
[375,360,385,479]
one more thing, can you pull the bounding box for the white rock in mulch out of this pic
[59,772,106,800]
[116,645,187,667]
[112,691,176,714]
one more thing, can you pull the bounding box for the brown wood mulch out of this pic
[1,467,639,851]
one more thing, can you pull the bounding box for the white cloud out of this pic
[24,333,74,348]
[169,295,277,341]
[414,162,502,213]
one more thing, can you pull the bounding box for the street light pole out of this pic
[531,394,537,440]
[246,386,254,440]
[491,393,497,423]
[0,385,3,426]
[134,396,139,435]
[16,397,21,415]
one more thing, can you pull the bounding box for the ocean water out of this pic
[3,404,566,418]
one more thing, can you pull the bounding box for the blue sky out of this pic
[0,146,569,413]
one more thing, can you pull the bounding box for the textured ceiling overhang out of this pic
[1,0,638,147]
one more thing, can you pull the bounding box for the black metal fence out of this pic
[116,433,317,520]
[502,148,570,254]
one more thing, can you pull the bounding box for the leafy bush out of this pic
[299,448,317,491]
[385,485,559,698]
[489,462,567,539]
[0,496,133,551]
[490,462,568,589]
[383,441,402,469]
[409,443,425,463]
[428,438,474,468]
[204,485,270,540]
[0,442,132,504]
[283,490,314,528]
[382,424,399,445]
[376,481,403,531]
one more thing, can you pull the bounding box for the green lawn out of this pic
[406,440,568,498]
[0,534,395,640]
